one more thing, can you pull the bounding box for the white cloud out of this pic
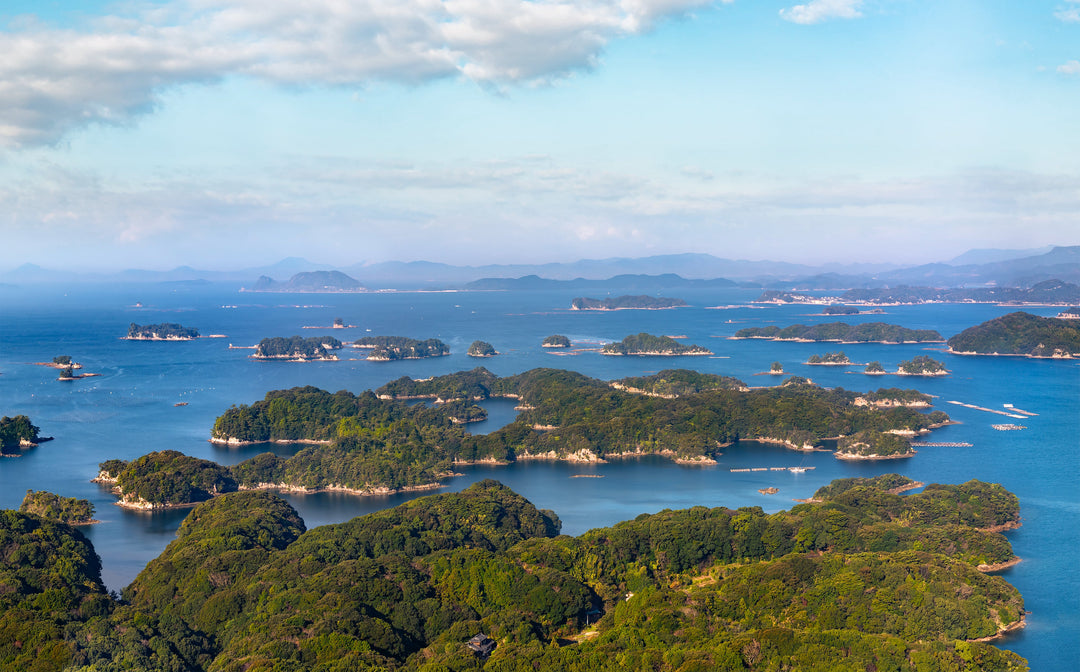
[1056,1,1080,23]
[1059,60,1080,75]
[779,0,863,25]
[0,0,714,148]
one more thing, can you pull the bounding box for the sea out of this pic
[0,283,1076,670]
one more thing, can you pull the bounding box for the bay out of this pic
[0,282,1077,669]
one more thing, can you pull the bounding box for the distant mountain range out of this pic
[1,246,1077,291]
[242,271,365,293]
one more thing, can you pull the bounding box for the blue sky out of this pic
[1,0,1078,271]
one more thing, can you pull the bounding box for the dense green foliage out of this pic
[112,451,237,507]
[947,311,1080,357]
[0,414,40,454]
[0,478,1027,672]
[614,369,747,396]
[51,355,73,365]
[807,351,850,364]
[837,430,913,457]
[865,361,886,373]
[126,323,199,339]
[20,491,95,524]
[571,295,687,310]
[602,333,711,355]
[734,322,943,343]
[898,355,948,375]
[857,388,932,405]
[190,369,953,495]
[466,341,496,357]
[542,334,571,347]
[254,335,343,360]
[356,336,450,360]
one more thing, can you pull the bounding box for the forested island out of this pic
[542,334,571,348]
[101,367,959,502]
[354,336,450,360]
[0,414,43,455]
[947,311,1080,358]
[822,305,860,315]
[759,279,1080,306]
[865,361,886,374]
[253,335,343,361]
[836,430,916,459]
[807,351,851,365]
[19,490,96,524]
[467,340,497,357]
[733,322,944,343]
[571,295,688,310]
[124,322,200,340]
[897,355,949,376]
[602,332,712,356]
[243,270,366,293]
[0,476,1027,671]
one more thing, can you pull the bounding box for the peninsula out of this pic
[571,295,687,310]
[252,335,343,361]
[733,322,944,343]
[948,311,1080,358]
[124,322,199,340]
[0,415,44,456]
[354,335,450,360]
[602,332,712,355]
[2,477,1027,671]
[19,490,97,524]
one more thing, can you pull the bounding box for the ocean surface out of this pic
[0,283,1077,670]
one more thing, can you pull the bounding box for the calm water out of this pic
[0,283,1077,669]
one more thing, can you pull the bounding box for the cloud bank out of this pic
[0,0,720,148]
[779,0,863,25]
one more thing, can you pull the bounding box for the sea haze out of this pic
[0,283,1077,670]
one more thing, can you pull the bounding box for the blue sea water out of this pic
[0,283,1077,669]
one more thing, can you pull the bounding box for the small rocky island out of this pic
[20,490,97,524]
[542,334,571,348]
[252,336,343,361]
[835,430,916,460]
[864,361,886,374]
[571,295,687,310]
[354,336,450,360]
[733,322,944,343]
[602,333,711,356]
[806,351,851,365]
[0,415,46,456]
[124,322,200,340]
[467,340,497,357]
[948,311,1080,358]
[896,355,949,376]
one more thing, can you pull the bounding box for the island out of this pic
[252,335,343,361]
[7,474,1027,671]
[354,335,450,360]
[601,332,712,356]
[1057,306,1080,319]
[570,295,687,310]
[124,322,200,340]
[806,351,851,365]
[835,430,916,459]
[822,305,860,315]
[467,340,497,357]
[897,355,949,376]
[0,414,44,456]
[241,270,366,293]
[864,360,886,374]
[94,451,236,509]
[733,322,944,343]
[769,361,785,374]
[35,355,81,370]
[102,367,957,501]
[948,311,1080,358]
[542,334,572,348]
[19,490,97,524]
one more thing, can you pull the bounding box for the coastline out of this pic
[833,450,916,461]
[947,348,1076,360]
[601,350,712,356]
[209,436,333,446]
[977,557,1023,573]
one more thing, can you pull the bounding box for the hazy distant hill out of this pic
[243,271,365,293]
[879,246,1080,287]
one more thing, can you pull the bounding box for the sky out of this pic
[0,0,1078,272]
